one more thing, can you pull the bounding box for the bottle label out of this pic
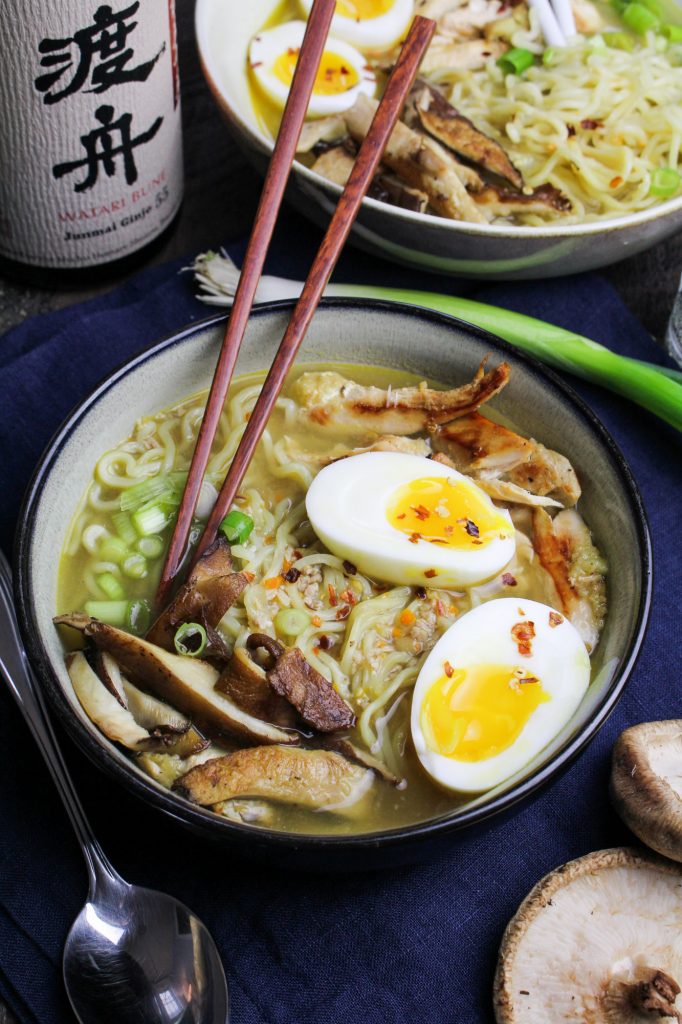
[0,0,183,269]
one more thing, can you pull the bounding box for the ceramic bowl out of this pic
[195,0,682,280]
[15,301,651,868]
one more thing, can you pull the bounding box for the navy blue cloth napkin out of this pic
[1,209,680,1024]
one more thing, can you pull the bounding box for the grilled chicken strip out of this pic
[432,412,581,506]
[472,183,571,218]
[310,144,355,186]
[173,745,374,812]
[292,362,510,436]
[410,81,523,190]
[344,94,487,222]
[431,451,560,507]
[532,508,607,652]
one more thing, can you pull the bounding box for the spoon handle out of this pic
[0,550,122,896]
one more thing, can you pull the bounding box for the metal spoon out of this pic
[0,551,229,1024]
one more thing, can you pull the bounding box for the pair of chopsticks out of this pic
[155,5,436,608]
[529,0,576,46]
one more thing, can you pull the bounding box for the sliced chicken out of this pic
[410,81,523,190]
[310,144,355,186]
[430,451,559,507]
[246,633,356,733]
[173,745,374,813]
[439,0,513,38]
[278,434,431,469]
[146,536,252,651]
[344,94,488,222]
[296,114,347,154]
[420,37,508,73]
[472,183,571,218]
[532,508,607,652]
[293,362,510,436]
[432,412,581,506]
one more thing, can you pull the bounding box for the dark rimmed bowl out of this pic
[15,300,651,870]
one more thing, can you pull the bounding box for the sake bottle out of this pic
[0,0,184,286]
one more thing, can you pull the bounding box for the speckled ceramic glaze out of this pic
[195,0,682,280]
[15,302,651,867]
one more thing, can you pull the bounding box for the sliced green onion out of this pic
[84,600,129,626]
[96,572,126,601]
[132,503,172,537]
[122,553,148,579]
[98,536,130,565]
[622,2,660,33]
[127,599,151,635]
[219,509,254,545]
[136,535,164,559]
[174,622,208,657]
[120,475,175,512]
[274,607,311,639]
[542,47,556,64]
[603,29,636,48]
[497,47,535,74]
[112,511,137,546]
[649,167,682,196]
[663,22,682,41]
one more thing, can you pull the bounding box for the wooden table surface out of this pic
[0,2,680,1020]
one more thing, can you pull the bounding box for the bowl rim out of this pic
[194,0,682,241]
[14,298,652,850]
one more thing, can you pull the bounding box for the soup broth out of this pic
[57,363,605,835]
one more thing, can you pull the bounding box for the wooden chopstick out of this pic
[155,0,336,608]
[190,15,436,569]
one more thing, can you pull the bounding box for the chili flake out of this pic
[415,586,427,599]
[336,605,351,621]
[549,610,564,628]
[511,620,536,657]
[283,566,301,584]
[424,569,438,579]
[444,660,454,678]
[342,560,357,575]
[501,572,517,586]
[457,517,480,538]
[318,634,335,650]
[408,532,421,544]
[411,504,430,521]
[610,175,623,188]
[328,584,338,607]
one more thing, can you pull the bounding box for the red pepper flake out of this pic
[610,176,623,188]
[318,634,335,650]
[549,611,564,628]
[283,566,301,583]
[444,660,454,678]
[292,549,302,560]
[430,538,447,544]
[411,504,431,521]
[511,620,536,657]
[415,586,427,599]
[444,524,454,535]
[342,560,357,575]
[250,61,263,69]
[567,123,576,137]
[409,532,421,544]
[396,512,406,520]
[518,675,539,684]
[580,119,601,130]
[336,605,351,621]
[457,517,480,538]
[472,540,483,546]
[424,569,438,579]
[501,572,517,587]
[435,598,447,616]
[328,583,338,607]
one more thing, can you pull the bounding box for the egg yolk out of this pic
[386,476,512,550]
[273,48,359,95]
[336,0,395,17]
[420,664,550,762]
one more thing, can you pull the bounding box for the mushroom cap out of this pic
[611,720,682,863]
[494,848,682,1023]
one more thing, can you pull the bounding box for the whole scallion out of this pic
[192,255,682,433]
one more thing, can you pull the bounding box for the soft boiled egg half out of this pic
[249,21,376,118]
[411,598,591,793]
[305,452,515,589]
[298,0,414,52]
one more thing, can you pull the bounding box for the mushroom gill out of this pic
[494,848,682,1023]
[611,721,682,864]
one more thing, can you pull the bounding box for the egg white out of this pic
[411,598,591,793]
[249,22,376,117]
[305,452,515,589]
[298,0,414,51]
